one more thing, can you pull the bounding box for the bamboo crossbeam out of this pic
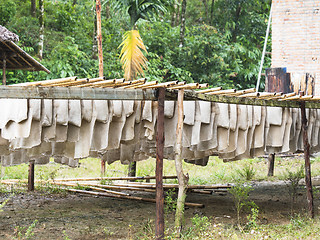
[281,92,296,99]
[279,95,301,101]
[206,89,236,95]
[143,81,179,89]
[239,92,260,98]
[169,83,199,90]
[197,87,222,94]
[48,78,90,87]
[258,92,277,98]
[300,95,314,100]
[134,81,159,89]
[74,78,119,88]
[122,82,146,89]
[198,83,209,89]
[229,88,256,96]
[14,77,77,87]
[67,188,204,208]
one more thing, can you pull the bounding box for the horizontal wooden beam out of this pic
[0,86,158,100]
[165,89,320,109]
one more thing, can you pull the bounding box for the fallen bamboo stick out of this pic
[112,182,231,189]
[13,76,77,86]
[67,188,204,208]
[51,182,129,196]
[197,87,222,94]
[53,175,177,182]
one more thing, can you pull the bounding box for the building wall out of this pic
[272,0,320,94]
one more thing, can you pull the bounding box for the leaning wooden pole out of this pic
[96,0,103,77]
[155,88,165,240]
[300,91,314,218]
[174,89,189,234]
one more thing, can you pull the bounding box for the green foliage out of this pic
[285,165,304,214]
[228,182,257,230]
[0,0,16,25]
[14,220,38,240]
[236,163,256,181]
[164,189,176,214]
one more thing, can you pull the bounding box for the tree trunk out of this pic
[174,89,189,235]
[171,4,177,27]
[38,0,44,60]
[179,0,187,47]
[210,0,215,25]
[232,4,242,42]
[31,0,36,17]
[96,0,104,77]
[202,0,209,24]
[92,0,97,59]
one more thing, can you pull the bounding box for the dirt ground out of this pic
[0,181,317,239]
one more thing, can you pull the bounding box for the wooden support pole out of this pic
[101,159,106,176]
[28,161,35,191]
[128,162,137,180]
[300,91,314,218]
[174,89,189,235]
[96,0,103,77]
[155,87,165,240]
[2,54,6,86]
[267,153,275,177]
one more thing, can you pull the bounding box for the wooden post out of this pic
[174,89,189,235]
[28,161,35,191]
[2,53,6,86]
[267,153,275,176]
[128,162,137,180]
[96,0,103,77]
[300,91,314,218]
[155,88,165,240]
[101,159,106,176]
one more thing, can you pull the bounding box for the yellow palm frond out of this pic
[119,30,148,80]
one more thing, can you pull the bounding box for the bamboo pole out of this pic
[229,88,256,96]
[206,89,236,95]
[197,87,222,94]
[300,91,314,218]
[134,81,158,89]
[174,89,188,235]
[156,87,165,239]
[96,0,103,77]
[53,175,177,182]
[169,83,199,90]
[67,188,204,208]
[14,77,77,86]
[198,83,209,89]
[113,182,231,189]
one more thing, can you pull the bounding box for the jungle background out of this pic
[0,0,271,89]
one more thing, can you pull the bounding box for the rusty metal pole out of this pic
[300,91,314,218]
[28,161,35,191]
[155,88,165,239]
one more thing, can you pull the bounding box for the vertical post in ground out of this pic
[2,53,6,86]
[101,159,106,176]
[155,88,165,240]
[267,153,275,176]
[28,161,35,191]
[300,91,314,218]
[174,89,189,235]
[128,162,137,181]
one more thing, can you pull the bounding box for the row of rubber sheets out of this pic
[0,99,317,167]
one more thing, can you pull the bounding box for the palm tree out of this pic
[112,0,172,80]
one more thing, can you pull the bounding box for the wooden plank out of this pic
[156,87,165,240]
[0,86,158,100]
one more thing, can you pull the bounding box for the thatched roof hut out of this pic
[0,25,50,84]
[0,25,19,42]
